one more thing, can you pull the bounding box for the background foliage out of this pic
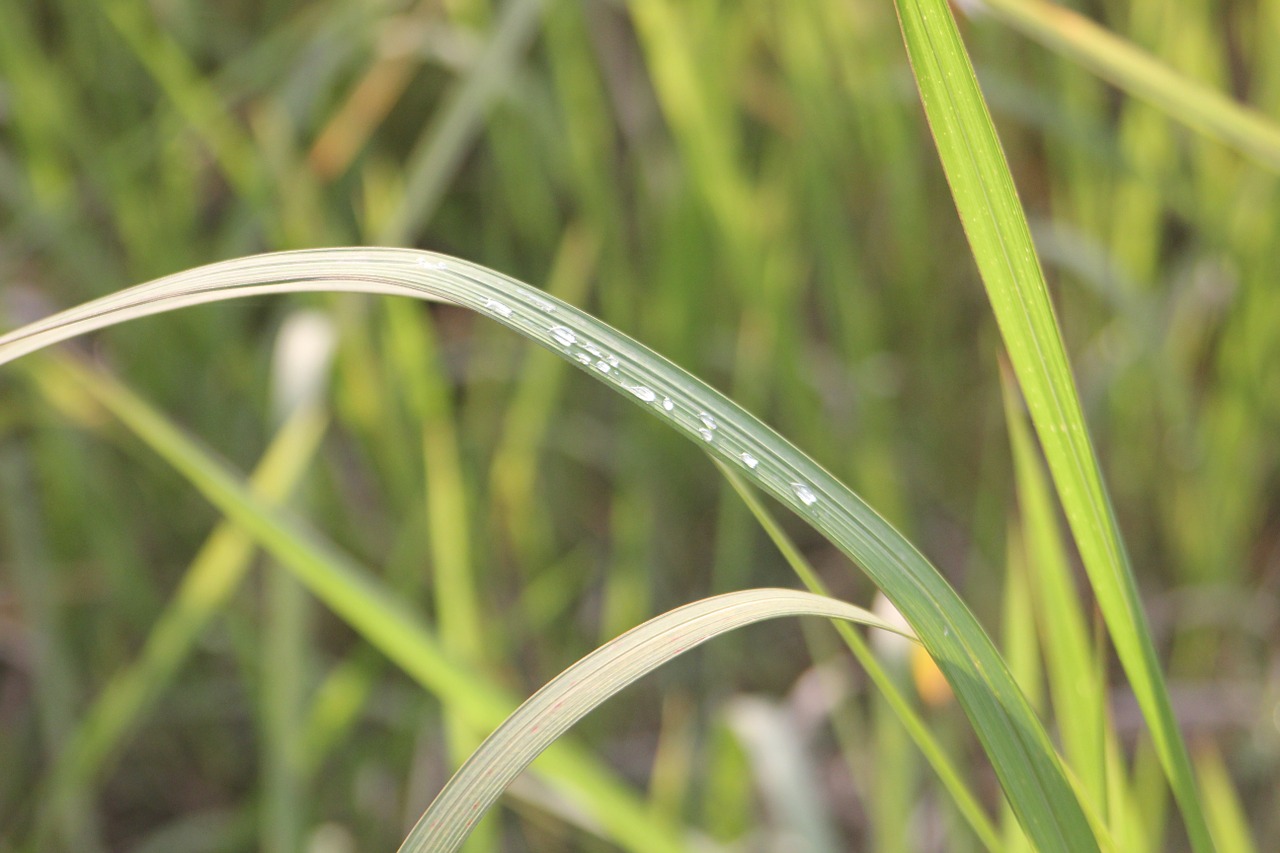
[1,0,1277,850]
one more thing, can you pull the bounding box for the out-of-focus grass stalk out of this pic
[262,311,337,853]
[1195,742,1259,853]
[972,0,1280,171]
[0,449,106,852]
[376,0,544,245]
[98,0,262,202]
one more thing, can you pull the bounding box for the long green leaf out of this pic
[0,246,1092,850]
[400,588,904,853]
[894,1,1210,848]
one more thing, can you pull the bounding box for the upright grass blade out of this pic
[0,247,1094,850]
[894,1,1211,847]
[399,589,905,853]
[972,0,1280,172]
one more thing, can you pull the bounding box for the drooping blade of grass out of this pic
[894,1,1210,848]
[974,0,1280,172]
[399,588,905,853]
[17,347,688,853]
[715,460,1003,853]
[0,246,1093,851]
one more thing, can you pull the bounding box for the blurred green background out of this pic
[1,0,1277,849]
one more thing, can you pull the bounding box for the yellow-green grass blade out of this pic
[973,0,1280,172]
[894,1,1209,847]
[0,246,1090,851]
[399,588,906,853]
[1195,742,1259,853]
[10,343,687,853]
[716,460,1003,853]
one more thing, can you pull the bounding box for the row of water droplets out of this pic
[414,254,821,512]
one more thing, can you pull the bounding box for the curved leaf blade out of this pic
[399,589,904,853]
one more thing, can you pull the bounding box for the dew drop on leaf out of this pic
[484,298,513,318]
[625,383,657,402]
[791,482,818,506]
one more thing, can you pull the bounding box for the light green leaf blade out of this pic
[0,246,1092,851]
[894,1,1210,848]
[400,588,904,853]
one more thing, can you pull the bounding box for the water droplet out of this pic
[583,342,603,357]
[484,298,513,318]
[740,452,759,469]
[574,352,592,365]
[698,428,714,442]
[519,289,556,312]
[625,383,656,402]
[698,412,718,430]
[791,482,817,506]
[415,256,448,270]
[662,397,674,411]
[605,353,620,368]
[593,361,611,374]
[550,326,576,347]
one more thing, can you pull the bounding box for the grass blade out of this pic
[0,246,1093,850]
[894,1,1210,847]
[398,588,905,853]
